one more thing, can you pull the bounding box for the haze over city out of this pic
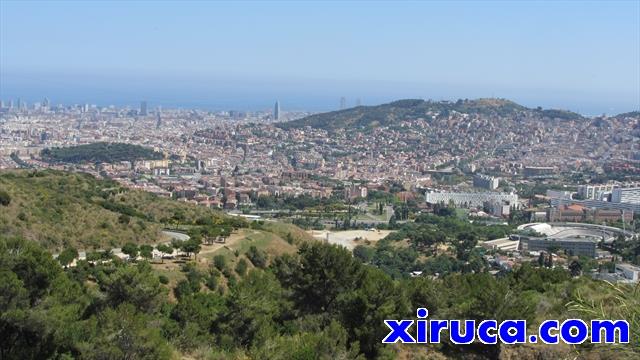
[2,1,640,359]
[1,0,639,114]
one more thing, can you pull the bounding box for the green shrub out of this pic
[246,246,268,268]
[235,258,248,276]
[0,189,10,206]
[213,255,227,271]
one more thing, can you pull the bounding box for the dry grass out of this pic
[261,221,315,243]
[0,170,232,252]
[0,171,162,251]
[568,282,640,356]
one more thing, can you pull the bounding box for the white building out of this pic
[425,191,518,209]
[546,190,572,200]
[595,263,640,284]
[617,263,640,282]
[473,174,499,190]
[482,238,519,252]
[578,182,640,200]
[551,197,640,213]
[612,187,640,205]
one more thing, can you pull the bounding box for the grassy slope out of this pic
[260,221,315,243]
[0,170,226,252]
[156,228,304,300]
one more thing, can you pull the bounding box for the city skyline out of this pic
[2,94,637,118]
[1,1,639,114]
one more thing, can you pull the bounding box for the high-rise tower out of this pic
[274,101,280,121]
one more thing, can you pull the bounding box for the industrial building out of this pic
[519,236,598,258]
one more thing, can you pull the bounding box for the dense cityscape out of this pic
[1,97,639,271]
[2,1,639,359]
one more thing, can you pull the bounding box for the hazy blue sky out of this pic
[1,0,639,114]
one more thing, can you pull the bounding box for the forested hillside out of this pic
[1,236,638,359]
[41,142,164,163]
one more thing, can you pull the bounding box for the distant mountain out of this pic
[613,110,640,119]
[278,98,584,131]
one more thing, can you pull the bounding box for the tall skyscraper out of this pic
[274,100,280,121]
[140,101,148,116]
[17,98,23,109]
[8,100,13,109]
[43,97,50,110]
[340,97,346,110]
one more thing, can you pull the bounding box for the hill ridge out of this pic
[278,97,585,131]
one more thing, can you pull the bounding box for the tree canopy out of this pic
[41,142,164,164]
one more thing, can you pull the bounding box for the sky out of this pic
[1,0,639,114]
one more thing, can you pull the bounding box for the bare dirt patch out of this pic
[308,229,393,250]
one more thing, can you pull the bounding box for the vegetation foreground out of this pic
[1,234,638,359]
[0,170,638,359]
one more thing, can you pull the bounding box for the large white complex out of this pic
[578,182,640,200]
[612,187,640,205]
[550,198,640,213]
[517,222,634,242]
[516,222,637,258]
[425,191,518,209]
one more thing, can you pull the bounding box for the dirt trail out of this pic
[198,231,245,254]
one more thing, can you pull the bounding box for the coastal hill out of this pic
[278,98,585,131]
[614,110,640,119]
